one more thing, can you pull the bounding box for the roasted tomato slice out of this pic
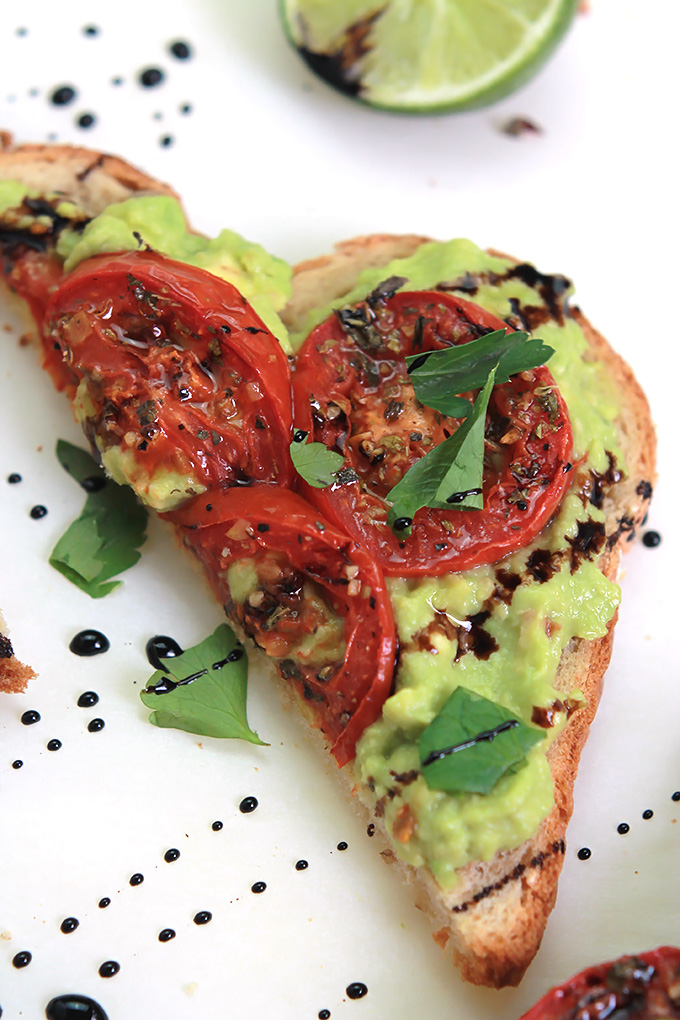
[6,250,68,381]
[43,251,294,495]
[519,947,680,1020]
[166,486,396,767]
[292,290,574,576]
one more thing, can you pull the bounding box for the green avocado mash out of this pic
[297,240,623,889]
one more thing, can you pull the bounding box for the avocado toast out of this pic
[0,139,656,988]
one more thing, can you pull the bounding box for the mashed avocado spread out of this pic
[296,241,622,889]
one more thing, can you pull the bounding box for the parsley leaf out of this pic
[386,368,497,532]
[49,440,148,598]
[290,432,345,488]
[406,329,554,417]
[140,622,266,744]
[419,687,544,795]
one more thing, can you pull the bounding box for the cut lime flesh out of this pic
[281,0,580,113]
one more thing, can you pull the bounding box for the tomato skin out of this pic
[7,250,70,387]
[166,486,396,767]
[292,290,574,576]
[43,251,294,491]
[519,947,680,1019]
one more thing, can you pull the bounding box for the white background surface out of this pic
[1,2,679,1018]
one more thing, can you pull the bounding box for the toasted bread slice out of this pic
[280,234,656,986]
[0,609,36,694]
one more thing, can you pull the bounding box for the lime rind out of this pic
[281,0,580,114]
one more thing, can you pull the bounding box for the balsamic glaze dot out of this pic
[77,691,99,708]
[76,113,96,129]
[60,916,80,934]
[81,475,106,493]
[319,1012,331,1020]
[642,809,654,820]
[158,928,176,942]
[642,530,661,548]
[98,960,120,978]
[98,897,111,909]
[21,710,41,725]
[30,504,48,519]
[336,841,348,851]
[160,135,174,148]
[111,77,123,86]
[180,103,192,114]
[169,40,192,60]
[211,820,223,831]
[145,635,183,671]
[88,718,105,733]
[392,517,412,532]
[673,791,680,802]
[239,796,258,814]
[164,848,180,863]
[47,739,62,751]
[295,859,309,871]
[577,847,592,861]
[51,85,77,106]
[83,24,100,35]
[69,630,110,657]
[139,67,164,88]
[46,994,109,1020]
[251,882,267,894]
[12,759,23,769]
[16,26,28,36]
[7,473,21,483]
[129,873,144,886]
[617,822,630,835]
[12,951,32,968]
[193,911,212,925]
[346,982,368,1000]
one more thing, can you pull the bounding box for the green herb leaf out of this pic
[140,623,266,744]
[406,329,553,417]
[386,368,497,532]
[419,687,544,795]
[49,440,148,598]
[290,434,345,488]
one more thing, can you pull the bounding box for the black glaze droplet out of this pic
[146,635,183,670]
[673,791,680,802]
[239,796,258,814]
[193,911,212,925]
[164,848,180,863]
[577,847,591,861]
[180,103,192,114]
[51,85,77,106]
[76,113,96,129]
[642,530,661,548]
[251,882,267,894]
[295,859,309,871]
[12,951,32,968]
[169,40,192,59]
[617,822,630,835]
[83,24,100,35]
[60,917,80,934]
[12,759,23,769]
[392,517,412,532]
[319,1012,331,1020]
[98,960,120,978]
[46,993,109,1020]
[30,504,48,519]
[346,983,368,1000]
[70,630,110,657]
[336,841,348,851]
[81,476,106,493]
[77,691,99,708]
[129,873,144,886]
[111,77,123,86]
[211,820,223,831]
[7,473,21,483]
[98,897,110,909]
[87,718,105,733]
[158,928,176,942]
[160,135,174,148]
[47,738,62,751]
[139,67,164,88]
[21,709,41,725]
[642,809,654,820]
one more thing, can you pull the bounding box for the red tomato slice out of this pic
[7,250,68,384]
[167,486,396,767]
[519,947,680,1019]
[43,251,294,492]
[292,290,574,576]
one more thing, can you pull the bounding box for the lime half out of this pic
[280,0,579,113]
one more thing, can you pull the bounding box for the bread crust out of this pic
[280,233,656,987]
